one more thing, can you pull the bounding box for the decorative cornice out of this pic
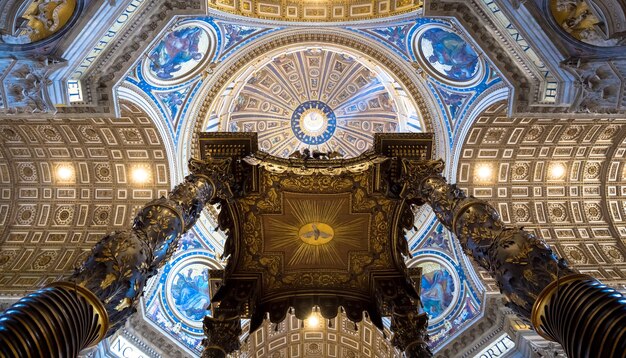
[435,295,504,358]
[206,0,423,23]
[56,0,204,114]
[425,0,537,114]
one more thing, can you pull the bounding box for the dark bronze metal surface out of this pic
[2,132,625,358]
[0,282,108,357]
[0,157,231,356]
[532,274,626,358]
[200,133,433,357]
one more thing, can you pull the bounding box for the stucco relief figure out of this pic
[552,0,624,46]
[1,0,76,44]
[149,26,204,80]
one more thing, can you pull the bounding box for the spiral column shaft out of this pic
[532,274,626,358]
[0,158,233,357]
[0,283,107,358]
[400,159,626,358]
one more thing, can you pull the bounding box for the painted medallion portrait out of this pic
[418,261,456,320]
[170,263,212,321]
[148,25,209,80]
[419,27,480,82]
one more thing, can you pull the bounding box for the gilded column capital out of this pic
[201,316,242,358]
[399,159,445,201]
[188,157,235,202]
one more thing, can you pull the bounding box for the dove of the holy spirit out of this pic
[298,222,335,245]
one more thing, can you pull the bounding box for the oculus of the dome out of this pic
[206,45,423,158]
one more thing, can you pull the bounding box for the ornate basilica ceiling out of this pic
[116,12,497,357]
[1,0,626,357]
[205,0,424,22]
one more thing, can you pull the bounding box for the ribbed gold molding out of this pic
[48,281,110,346]
[531,273,590,340]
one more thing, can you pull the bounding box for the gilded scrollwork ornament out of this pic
[201,316,242,358]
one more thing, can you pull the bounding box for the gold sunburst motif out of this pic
[264,193,369,268]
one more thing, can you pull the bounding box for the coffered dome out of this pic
[219,47,422,158]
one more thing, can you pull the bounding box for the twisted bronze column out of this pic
[400,159,626,358]
[0,158,233,357]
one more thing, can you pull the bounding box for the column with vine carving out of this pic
[399,159,626,358]
[0,158,234,358]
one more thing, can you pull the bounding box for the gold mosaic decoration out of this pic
[207,0,422,22]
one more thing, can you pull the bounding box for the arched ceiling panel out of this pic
[456,101,626,292]
[0,101,172,295]
[206,0,423,22]
[222,48,406,158]
[240,312,400,358]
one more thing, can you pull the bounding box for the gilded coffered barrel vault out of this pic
[0,150,233,356]
[0,101,171,294]
[206,0,423,22]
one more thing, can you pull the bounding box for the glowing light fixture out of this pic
[56,165,74,181]
[306,314,319,327]
[549,163,566,180]
[475,163,493,181]
[305,308,321,328]
[131,166,151,184]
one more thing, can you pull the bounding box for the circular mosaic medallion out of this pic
[143,22,216,86]
[169,262,212,322]
[291,101,337,145]
[415,26,482,85]
[417,260,457,321]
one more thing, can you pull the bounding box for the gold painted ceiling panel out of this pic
[207,0,422,22]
